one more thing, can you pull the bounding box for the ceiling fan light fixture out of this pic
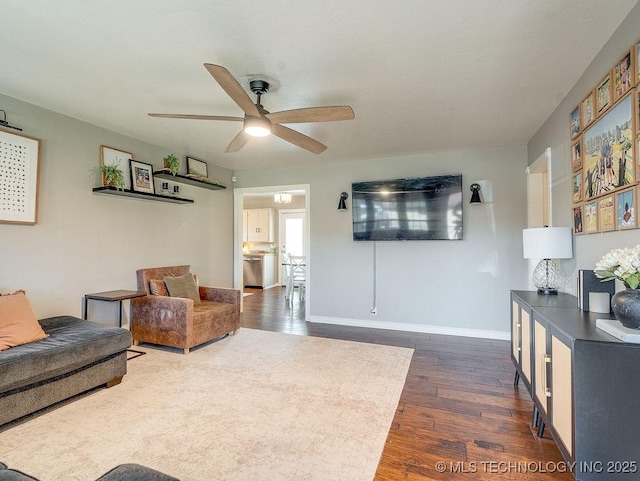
[244,116,271,137]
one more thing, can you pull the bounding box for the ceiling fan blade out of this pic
[271,123,327,154]
[225,130,251,153]
[266,106,355,124]
[204,64,260,117]
[148,113,243,121]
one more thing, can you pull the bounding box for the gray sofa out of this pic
[0,316,132,427]
[0,462,179,480]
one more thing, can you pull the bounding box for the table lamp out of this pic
[522,226,573,295]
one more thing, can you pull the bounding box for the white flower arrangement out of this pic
[594,244,640,289]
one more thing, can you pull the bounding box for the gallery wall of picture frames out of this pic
[571,38,640,236]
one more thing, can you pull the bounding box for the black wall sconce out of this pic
[338,192,349,210]
[470,183,482,204]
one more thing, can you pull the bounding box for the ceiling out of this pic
[0,1,637,172]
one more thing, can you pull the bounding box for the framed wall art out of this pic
[570,106,581,139]
[571,139,583,171]
[100,145,132,189]
[129,159,155,194]
[584,200,598,233]
[581,90,595,128]
[582,93,634,200]
[572,171,583,203]
[0,129,41,225]
[598,194,615,232]
[613,50,634,102]
[596,72,612,116]
[573,204,584,235]
[616,187,636,229]
[186,156,208,178]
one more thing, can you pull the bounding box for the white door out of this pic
[279,210,305,285]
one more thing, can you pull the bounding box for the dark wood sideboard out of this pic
[510,290,640,480]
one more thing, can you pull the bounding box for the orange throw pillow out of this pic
[0,292,48,351]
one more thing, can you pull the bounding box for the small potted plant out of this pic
[163,154,180,175]
[100,163,125,190]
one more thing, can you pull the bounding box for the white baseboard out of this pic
[308,316,510,341]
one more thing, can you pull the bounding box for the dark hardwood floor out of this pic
[241,287,572,481]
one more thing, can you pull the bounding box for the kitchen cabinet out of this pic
[511,297,532,392]
[511,291,640,480]
[243,208,275,242]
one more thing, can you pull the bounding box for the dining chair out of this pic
[282,253,293,301]
[289,255,306,304]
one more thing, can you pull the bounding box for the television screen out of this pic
[351,175,463,241]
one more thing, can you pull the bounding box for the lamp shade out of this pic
[522,227,573,259]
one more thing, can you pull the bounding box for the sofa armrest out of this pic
[199,287,240,306]
[131,295,194,331]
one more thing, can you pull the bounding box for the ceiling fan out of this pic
[149,64,355,154]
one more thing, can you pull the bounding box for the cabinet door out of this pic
[262,255,275,287]
[255,209,271,242]
[551,335,573,457]
[242,210,249,242]
[533,319,549,413]
[521,308,531,383]
[246,209,262,242]
[511,300,520,363]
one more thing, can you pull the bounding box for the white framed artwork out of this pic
[0,129,41,225]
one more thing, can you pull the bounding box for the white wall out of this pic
[0,94,234,323]
[234,145,528,337]
[528,2,640,294]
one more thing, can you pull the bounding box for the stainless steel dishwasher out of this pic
[243,256,263,287]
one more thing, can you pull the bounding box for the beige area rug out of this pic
[0,328,413,481]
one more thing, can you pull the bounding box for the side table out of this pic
[84,289,147,360]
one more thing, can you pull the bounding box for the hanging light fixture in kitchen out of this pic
[274,192,292,203]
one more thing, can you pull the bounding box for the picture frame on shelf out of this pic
[100,145,132,189]
[584,200,598,234]
[572,171,583,203]
[573,204,584,235]
[581,90,595,128]
[129,159,155,194]
[598,194,615,232]
[186,156,208,178]
[570,105,581,139]
[596,72,612,116]
[616,187,636,230]
[0,129,41,225]
[582,93,634,200]
[613,50,634,102]
[571,138,583,171]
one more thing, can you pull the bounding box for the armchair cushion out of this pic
[148,279,169,297]
[163,273,201,305]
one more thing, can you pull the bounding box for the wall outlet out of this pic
[370,307,377,315]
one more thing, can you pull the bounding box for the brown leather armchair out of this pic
[131,265,240,354]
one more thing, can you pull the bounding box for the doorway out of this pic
[233,184,310,319]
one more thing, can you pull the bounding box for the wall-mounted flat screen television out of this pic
[352,174,463,241]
